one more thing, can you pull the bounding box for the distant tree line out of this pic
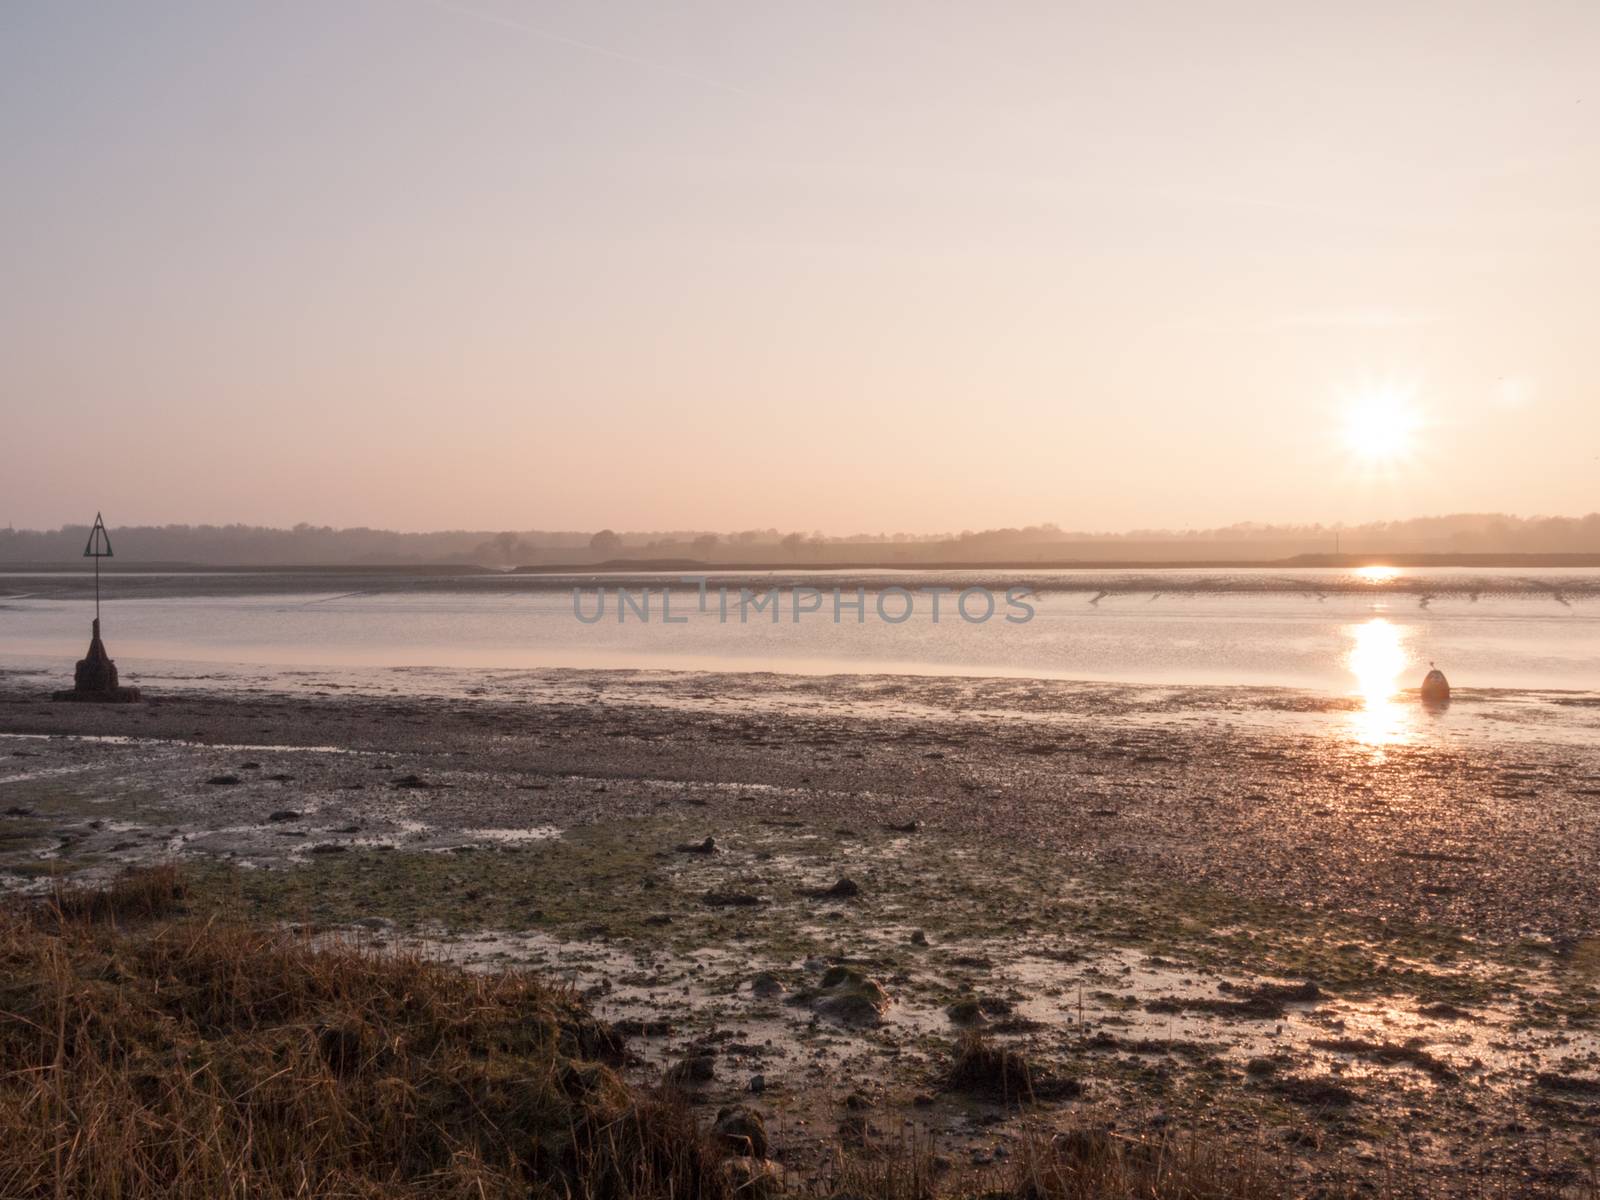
[2,512,1596,567]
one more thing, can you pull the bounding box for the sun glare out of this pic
[1346,617,1414,747]
[1341,390,1422,465]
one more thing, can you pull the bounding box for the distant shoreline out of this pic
[4,555,1598,603]
[4,551,1600,575]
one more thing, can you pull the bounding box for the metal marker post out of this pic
[83,512,113,626]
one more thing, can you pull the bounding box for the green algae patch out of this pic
[188,816,714,940]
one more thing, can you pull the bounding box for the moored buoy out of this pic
[1421,664,1450,706]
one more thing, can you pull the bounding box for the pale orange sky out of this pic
[2,1,1596,533]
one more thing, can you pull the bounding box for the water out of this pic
[3,567,1594,681]
[4,568,1596,750]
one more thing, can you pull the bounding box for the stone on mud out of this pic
[712,1105,769,1158]
[946,997,987,1026]
[798,965,891,1027]
[803,877,861,900]
[750,971,787,999]
[666,1052,716,1085]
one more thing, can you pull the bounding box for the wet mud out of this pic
[3,668,1599,1194]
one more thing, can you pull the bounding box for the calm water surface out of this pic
[3,568,1596,749]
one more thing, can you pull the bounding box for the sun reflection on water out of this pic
[1346,617,1414,747]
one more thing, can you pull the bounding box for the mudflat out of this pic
[3,668,1599,1194]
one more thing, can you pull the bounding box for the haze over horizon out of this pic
[4,1,1597,533]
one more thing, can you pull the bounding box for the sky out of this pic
[2,1,1596,534]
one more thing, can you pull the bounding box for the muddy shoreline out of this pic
[3,668,1599,1193]
[4,669,1598,939]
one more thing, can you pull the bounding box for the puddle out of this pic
[0,732,373,755]
[460,826,563,844]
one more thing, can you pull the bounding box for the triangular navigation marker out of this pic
[55,511,140,701]
[83,511,114,558]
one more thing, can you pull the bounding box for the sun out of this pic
[1341,389,1422,465]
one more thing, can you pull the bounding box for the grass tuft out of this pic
[942,1033,1080,1105]
[0,867,727,1200]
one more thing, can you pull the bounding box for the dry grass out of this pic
[1004,1128,1282,1200]
[40,861,188,924]
[826,1124,1282,1200]
[0,867,727,1200]
[942,1033,1080,1105]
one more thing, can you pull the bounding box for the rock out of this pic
[720,1156,782,1198]
[817,991,885,1026]
[712,1105,769,1158]
[803,878,861,901]
[206,775,242,786]
[750,971,787,999]
[52,620,141,703]
[748,1073,766,1094]
[666,1053,715,1085]
[267,810,301,822]
[704,891,764,907]
[804,966,891,1027]
[947,998,987,1026]
[677,836,717,854]
[309,843,348,855]
[909,929,928,946]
